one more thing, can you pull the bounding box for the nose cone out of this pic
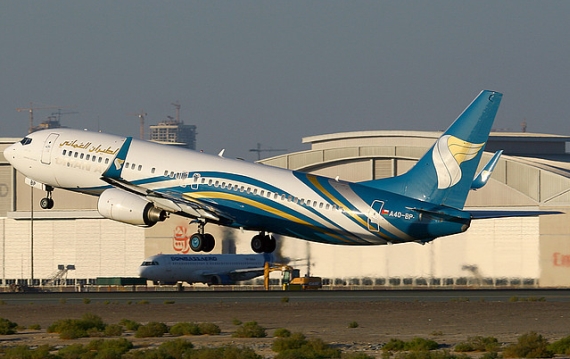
[3,142,17,166]
[138,265,151,278]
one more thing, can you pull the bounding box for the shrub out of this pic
[383,338,439,352]
[281,297,290,303]
[2,344,52,359]
[104,324,124,337]
[233,321,266,338]
[157,338,195,358]
[119,318,141,331]
[169,322,201,336]
[391,350,469,359]
[232,318,242,325]
[87,337,133,356]
[455,336,499,353]
[0,317,18,335]
[273,332,308,352]
[28,324,41,330]
[57,343,89,358]
[503,332,553,358]
[47,313,107,339]
[342,353,375,359]
[548,335,570,355]
[348,321,359,328]
[274,328,292,338]
[199,322,221,335]
[383,339,406,351]
[83,298,91,304]
[194,345,262,359]
[135,321,168,338]
[273,336,341,359]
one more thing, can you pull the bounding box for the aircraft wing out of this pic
[100,137,231,223]
[469,209,564,219]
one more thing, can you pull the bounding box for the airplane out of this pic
[4,90,558,254]
[138,253,270,285]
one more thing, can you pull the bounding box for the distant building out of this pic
[149,120,197,150]
[31,117,65,132]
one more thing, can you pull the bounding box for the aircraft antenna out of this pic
[249,143,287,161]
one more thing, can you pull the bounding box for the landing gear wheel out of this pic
[251,235,265,253]
[202,233,215,253]
[40,197,54,209]
[251,234,277,253]
[265,236,276,253]
[190,233,205,252]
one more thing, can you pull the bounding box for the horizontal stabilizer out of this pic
[469,209,564,219]
[471,150,503,190]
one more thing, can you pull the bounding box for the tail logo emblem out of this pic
[432,135,483,189]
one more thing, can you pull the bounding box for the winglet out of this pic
[102,137,132,179]
[471,150,503,190]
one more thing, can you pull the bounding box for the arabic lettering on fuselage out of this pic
[59,140,118,155]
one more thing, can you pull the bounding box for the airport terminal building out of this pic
[1,131,569,288]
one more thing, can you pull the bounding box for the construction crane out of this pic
[249,143,287,161]
[128,110,147,139]
[16,103,64,134]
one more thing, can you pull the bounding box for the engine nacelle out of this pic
[97,188,167,227]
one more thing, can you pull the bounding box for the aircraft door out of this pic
[41,133,59,165]
[367,200,385,232]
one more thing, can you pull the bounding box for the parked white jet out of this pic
[139,253,268,285]
[5,90,555,253]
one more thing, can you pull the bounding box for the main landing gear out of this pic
[251,232,276,253]
[188,220,276,254]
[189,221,215,253]
[39,187,54,209]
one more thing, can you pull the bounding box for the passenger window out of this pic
[92,156,96,162]
[125,162,129,168]
[131,164,135,170]
[74,152,78,158]
[98,157,102,163]
[86,154,90,160]
[105,158,109,164]
[164,170,169,176]
[80,153,84,159]
[62,150,67,155]
[151,168,156,174]
[138,165,142,171]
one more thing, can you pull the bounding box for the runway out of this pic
[2,288,570,304]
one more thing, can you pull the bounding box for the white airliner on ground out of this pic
[4,90,557,254]
[139,253,269,285]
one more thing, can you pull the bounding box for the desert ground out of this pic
[2,298,570,357]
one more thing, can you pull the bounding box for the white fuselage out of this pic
[139,254,266,285]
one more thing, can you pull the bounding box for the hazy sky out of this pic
[1,1,569,161]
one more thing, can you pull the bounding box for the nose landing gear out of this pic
[39,187,54,209]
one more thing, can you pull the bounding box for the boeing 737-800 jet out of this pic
[139,253,268,285]
[4,90,553,253]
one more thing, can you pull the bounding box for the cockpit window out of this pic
[140,261,159,266]
[20,137,32,145]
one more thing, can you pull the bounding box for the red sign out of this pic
[173,225,190,253]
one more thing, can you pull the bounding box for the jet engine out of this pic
[97,188,167,227]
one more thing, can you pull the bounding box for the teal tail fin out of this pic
[360,90,502,209]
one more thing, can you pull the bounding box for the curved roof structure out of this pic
[260,131,570,208]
